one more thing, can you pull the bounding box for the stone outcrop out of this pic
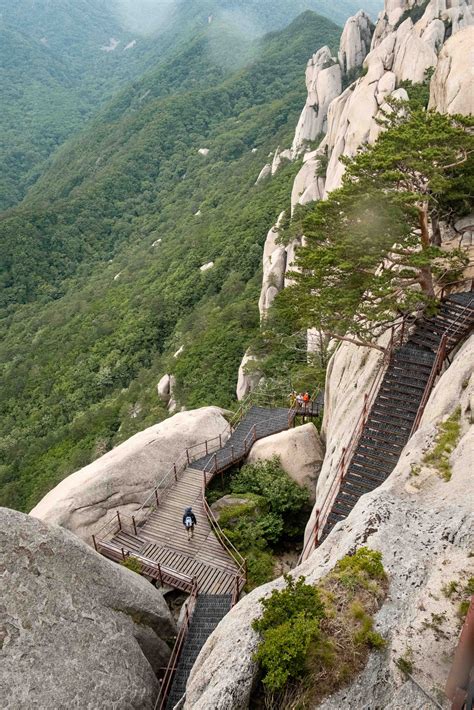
[271,146,292,175]
[255,163,271,185]
[157,373,176,409]
[246,423,325,502]
[429,25,474,115]
[236,350,262,400]
[258,212,287,319]
[291,46,342,156]
[30,407,229,542]
[454,213,474,248]
[290,149,326,212]
[338,10,374,75]
[185,335,474,709]
[0,507,175,709]
[291,0,474,210]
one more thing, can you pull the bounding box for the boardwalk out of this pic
[98,406,293,594]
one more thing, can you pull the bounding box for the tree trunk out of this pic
[418,204,435,297]
[431,212,442,247]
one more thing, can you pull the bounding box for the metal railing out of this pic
[96,539,196,592]
[155,580,199,710]
[298,318,409,563]
[410,294,474,436]
[440,275,474,299]
[202,496,247,592]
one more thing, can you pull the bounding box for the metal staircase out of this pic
[161,594,232,710]
[321,292,474,542]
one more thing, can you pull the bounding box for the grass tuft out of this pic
[423,407,461,481]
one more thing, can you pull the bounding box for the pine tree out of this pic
[277,105,473,351]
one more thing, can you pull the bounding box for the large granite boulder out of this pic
[338,10,374,75]
[258,213,287,319]
[236,350,262,401]
[246,424,325,503]
[184,335,474,710]
[0,507,176,709]
[291,46,342,156]
[429,26,474,115]
[30,407,229,542]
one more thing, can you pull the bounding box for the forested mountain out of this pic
[0,0,382,210]
[0,11,341,512]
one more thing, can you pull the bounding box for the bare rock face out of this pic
[291,46,342,156]
[30,407,229,542]
[271,147,292,175]
[258,212,287,319]
[291,0,474,202]
[429,26,474,115]
[236,350,262,401]
[0,507,176,709]
[246,423,325,502]
[338,10,374,75]
[184,336,474,710]
[291,149,326,213]
[255,163,271,185]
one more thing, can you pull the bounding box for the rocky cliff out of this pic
[0,507,175,709]
[208,1,474,706]
[185,334,474,709]
[237,0,473,399]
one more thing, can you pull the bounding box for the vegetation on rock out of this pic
[251,547,387,708]
[120,556,142,574]
[209,457,311,589]
[274,105,473,351]
[423,407,462,481]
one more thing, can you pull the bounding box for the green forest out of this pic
[0,11,341,512]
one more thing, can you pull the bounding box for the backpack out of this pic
[184,515,193,528]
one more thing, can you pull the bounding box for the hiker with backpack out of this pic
[183,507,197,540]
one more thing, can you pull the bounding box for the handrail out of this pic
[201,455,247,595]
[156,580,199,710]
[411,295,474,435]
[202,497,247,576]
[410,335,447,436]
[96,540,196,592]
[298,317,408,563]
[440,276,474,299]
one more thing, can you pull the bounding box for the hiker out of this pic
[289,390,297,407]
[303,391,310,408]
[296,393,304,407]
[183,507,197,540]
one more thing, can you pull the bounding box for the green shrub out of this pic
[231,456,310,540]
[255,613,320,691]
[246,549,275,588]
[252,575,325,691]
[253,574,325,635]
[251,549,387,707]
[335,547,386,590]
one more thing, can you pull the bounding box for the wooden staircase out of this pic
[320,292,474,542]
[95,406,296,594]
